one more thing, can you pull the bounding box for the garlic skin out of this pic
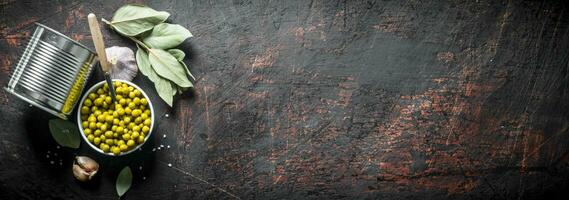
[106,46,138,81]
[73,156,99,182]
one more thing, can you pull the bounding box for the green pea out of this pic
[132,109,141,117]
[94,137,101,145]
[94,98,103,106]
[133,97,141,106]
[140,98,148,106]
[127,140,135,147]
[120,144,128,152]
[131,131,140,139]
[142,126,150,134]
[84,99,92,107]
[112,146,120,155]
[87,134,94,142]
[96,114,104,122]
[101,144,110,152]
[137,134,145,143]
[89,122,97,129]
[132,126,141,132]
[100,124,107,132]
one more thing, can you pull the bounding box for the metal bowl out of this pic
[76,80,154,156]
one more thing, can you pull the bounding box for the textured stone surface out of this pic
[1,0,569,199]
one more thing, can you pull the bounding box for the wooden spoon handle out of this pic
[87,13,110,73]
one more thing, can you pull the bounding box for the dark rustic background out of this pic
[1,0,569,199]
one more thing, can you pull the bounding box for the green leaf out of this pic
[116,166,133,197]
[143,23,193,49]
[171,82,178,96]
[155,79,174,106]
[48,119,80,149]
[110,4,170,36]
[148,48,193,87]
[167,49,195,80]
[137,46,175,106]
[167,49,185,61]
[136,46,160,82]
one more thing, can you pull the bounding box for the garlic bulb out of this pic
[106,46,138,81]
[73,156,99,182]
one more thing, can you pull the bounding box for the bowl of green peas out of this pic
[77,80,154,156]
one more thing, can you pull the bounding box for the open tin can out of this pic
[4,23,98,119]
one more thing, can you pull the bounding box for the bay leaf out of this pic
[48,119,80,149]
[143,23,193,49]
[110,5,169,36]
[136,46,160,82]
[167,49,195,80]
[148,48,193,87]
[137,46,175,106]
[167,49,185,61]
[116,166,132,197]
[155,78,174,106]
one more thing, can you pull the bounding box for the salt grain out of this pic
[139,166,143,170]
[50,161,54,164]
[168,163,172,167]
[167,145,170,149]
[163,134,166,138]
[46,155,50,158]
[165,114,169,118]
[143,177,146,180]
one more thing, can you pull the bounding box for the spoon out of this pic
[87,13,116,103]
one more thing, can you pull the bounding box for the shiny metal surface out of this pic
[4,23,97,119]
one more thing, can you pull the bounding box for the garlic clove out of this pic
[73,156,99,182]
[106,46,138,81]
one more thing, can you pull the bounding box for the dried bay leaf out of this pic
[109,5,169,36]
[143,23,193,49]
[148,48,193,88]
[167,49,195,80]
[116,166,132,197]
[48,119,80,149]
